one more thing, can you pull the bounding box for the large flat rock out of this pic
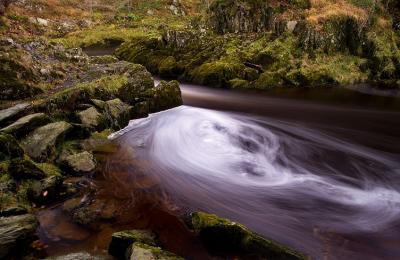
[1,113,49,137]
[21,121,72,161]
[0,103,31,126]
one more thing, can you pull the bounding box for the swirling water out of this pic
[107,84,400,259]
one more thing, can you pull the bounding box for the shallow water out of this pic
[109,84,400,259]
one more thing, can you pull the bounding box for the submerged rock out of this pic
[64,151,96,174]
[191,211,305,259]
[0,214,38,258]
[108,230,157,259]
[0,113,49,137]
[0,133,24,160]
[21,121,72,161]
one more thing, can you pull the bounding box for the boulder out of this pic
[147,80,182,113]
[8,158,46,180]
[191,212,305,259]
[21,121,72,162]
[0,103,31,126]
[64,151,96,175]
[0,133,24,160]
[77,107,102,128]
[91,99,106,110]
[1,113,49,137]
[104,99,132,129]
[127,242,185,260]
[108,230,157,259]
[117,64,154,103]
[0,214,38,258]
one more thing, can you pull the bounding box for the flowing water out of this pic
[108,83,400,259]
[37,81,400,259]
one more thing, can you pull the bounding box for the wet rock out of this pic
[191,211,305,259]
[70,199,118,227]
[0,214,38,258]
[108,230,157,259]
[8,158,46,180]
[104,99,132,129]
[21,121,72,162]
[0,133,24,160]
[1,113,49,137]
[64,151,96,175]
[127,242,184,260]
[147,80,182,113]
[77,107,102,128]
[0,103,31,126]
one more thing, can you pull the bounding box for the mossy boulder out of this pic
[0,214,38,258]
[1,113,49,137]
[191,212,306,259]
[108,230,157,259]
[0,133,24,160]
[104,98,133,130]
[158,56,181,78]
[21,121,72,162]
[147,80,182,113]
[127,242,185,260]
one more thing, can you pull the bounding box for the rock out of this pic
[1,113,49,137]
[64,151,96,174]
[117,64,154,103]
[8,158,46,180]
[108,230,157,259]
[0,214,38,258]
[0,103,31,126]
[0,133,24,160]
[46,252,108,260]
[77,107,102,128]
[104,99,132,129]
[27,175,63,205]
[191,212,305,259]
[21,121,72,162]
[147,80,182,113]
[127,242,184,260]
[287,21,298,33]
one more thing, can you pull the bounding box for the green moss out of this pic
[191,212,306,259]
[158,56,180,78]
[229,78,250,88]
[0,133,24,161]
[35,163,62,177]
[128,242,184,260]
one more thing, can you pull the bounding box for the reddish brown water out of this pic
[37,83,400,259]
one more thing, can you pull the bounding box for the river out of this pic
[38,80,400,259]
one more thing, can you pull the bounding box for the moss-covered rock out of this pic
[21,121,72,162]
[77,107,103,128]
[0,133,24,160]
[191,212,306,259]
[108,230,157,259]
[127,242,185,260]
[104,98,133,130]
[147,80,182,112]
